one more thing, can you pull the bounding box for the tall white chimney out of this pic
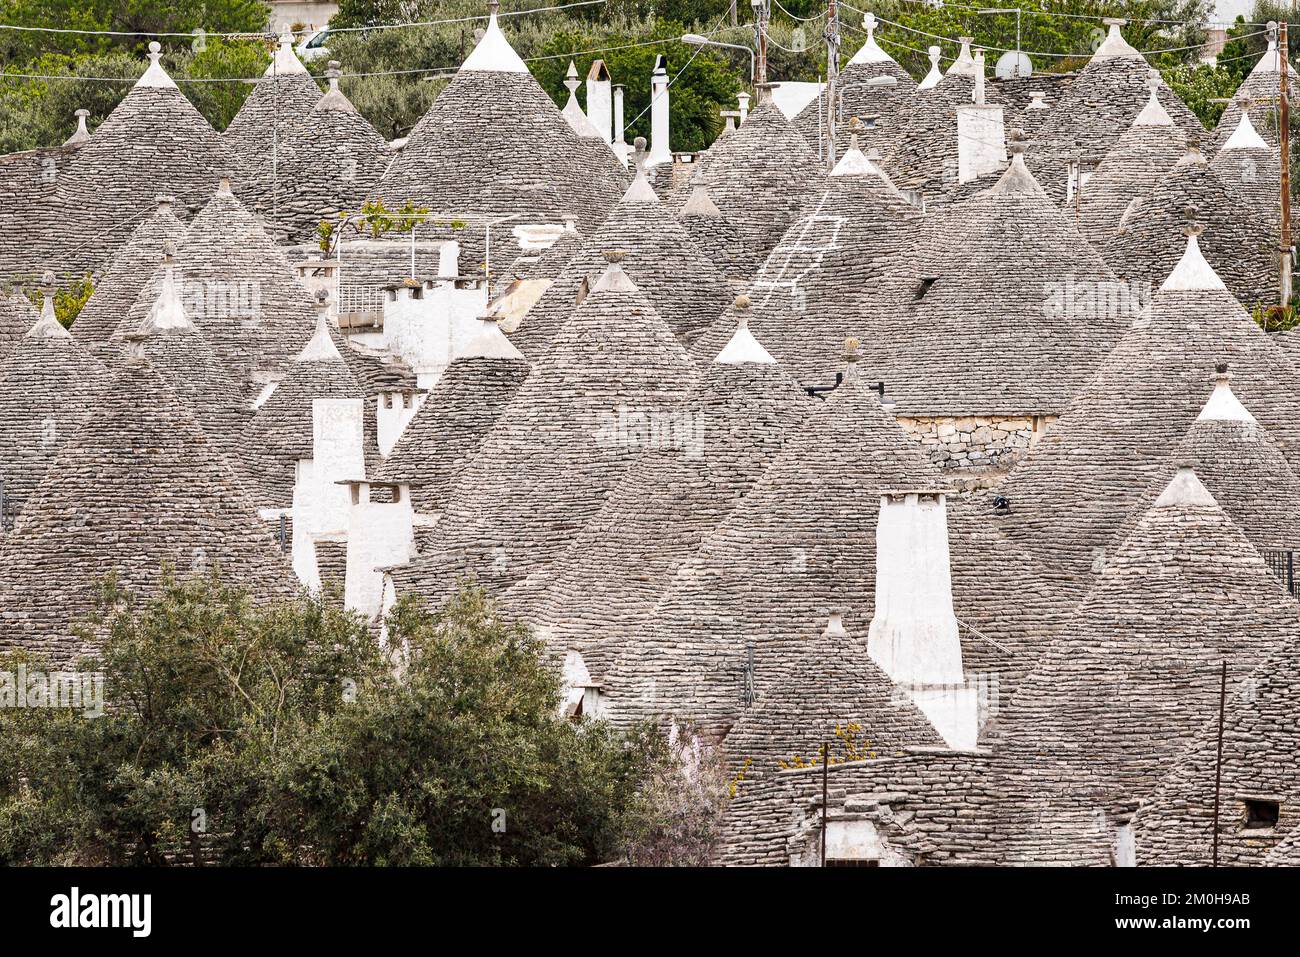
[291,397,366,591]
[612,83,629,167]
[343,480,416,619]
[648,54,671,166]
[956,49,1006,184]
[586,59,613,144]
[867,489,978,750]
[737,91,750,124]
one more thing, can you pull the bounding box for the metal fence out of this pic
[1264,550,1297,597]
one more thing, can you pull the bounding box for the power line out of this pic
[884,0,1268,30]
[0,0,608,39]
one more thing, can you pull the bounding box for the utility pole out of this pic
[824,2,843,169]
[1211,661,1227,867]
[752,0,770,88]
[1281,20,1293,306]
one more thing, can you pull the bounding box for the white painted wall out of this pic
[376,390,426,457]
[867,491,978,750]
[291,397,366,590]
[956,105,1006,184]
[382,280,490,389]
[344,481,416,619]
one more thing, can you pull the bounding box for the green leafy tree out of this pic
[0,573,664,866]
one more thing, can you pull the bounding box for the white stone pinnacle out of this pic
[461,9,529,73]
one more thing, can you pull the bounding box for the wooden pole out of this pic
[820,740,830,866]
[1281,21,1292,306]
[825,0,840,170]
[755,0,769,88]
[1211,661,1227,867]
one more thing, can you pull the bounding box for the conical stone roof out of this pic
[244,310,363,506]
[1102,143,1277,308]
[1134,628,1300,865]
[72,194,188,356]
[389,257,698,603]
[527,315,811,675]
[1077,76,1187,246]
[272,63,390,244]
[1210,39,1298,152]
[372,321,530,517]
[876,140,1125,417]
[722,619,942,776]
[1210,110,1283,241]
[688,137,919,386]
[680,93,822,260]
[677,184,759,284]
[1026,21,1204,204]
[0,292,110,521]
[0,342,299,666]
[223,30,322,202]
[165,177,317,391]
[601,350,941,736]
[506,157,730,356]
[122,251,253,479]
[374,10,626,234]
[49,43,246,275]
[0,291,39,362]
[992,233,1300,586]
[1106,366,1300,559]
[880,69,1006,207]
[996,467,1300,865]
[791,13,918,162]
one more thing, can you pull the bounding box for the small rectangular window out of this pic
[914,277,937,300]
[1244,799,1280,830]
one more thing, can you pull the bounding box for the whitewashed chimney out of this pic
[649,54,671,166]
[343,480,416,619]
[612,83,630,167]
[586,59,613,144]
[737,91,751,123]
[867,489,979,750]
[291,397,366,591]
[956,49,1006,184]
[381,275,488,389]
[376,389,426,457]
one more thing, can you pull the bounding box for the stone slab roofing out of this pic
[791,14,918,164]
[72,195,188,357]
[166,177,317,392]
[0,142,82,281]
[526,317,811,676]
[683,93,823,260]
[389,258,697,605]
[601,355,940,737]
[244,312,364,507]
[1133,629,1300,866]
[271,66,391,245]
[48,44,248,276]
[1210,112,1284,243]
[372,329,530,517]
[0,296,110,521]
[0,347,298,668]
[992,234,1300,587]
[222,31,323,205]
[996,468,1300,865]
[677,185,759,284]
[880,72,1006,208]
[1105,368,1300,560]
[687,141,920,387]
[1210,39,1297,153]
[875,142,1126,417]
[1077,80,1187,247]
[1026,23,1204,204]
[506,158,730,356]
[0,291,39,362]
[718,750,1005,866]
[375,12,626,234]
[1101,143,1277,309]
[721,623,942,778]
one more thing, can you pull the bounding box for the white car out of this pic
[296,28,331,62]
